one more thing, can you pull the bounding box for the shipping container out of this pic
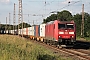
[6,30,8,34]
[23,28,26,35]
[31,26,34,36]
[22,28,28,37]
[0,30,4,34]
[18,29,22,35]
[35,25,39,37]
[28,27,30,36]
[40,24,46,37]
[29,27,33,36]
[32,25,40,40]
[11,30,13,34]
[38,24,46,41]
[18,29,21,35]
[38,25,40,36]
[26,28,28,35]
[14,29,18,35]
[21,29,22,35]
[28,26,34,39]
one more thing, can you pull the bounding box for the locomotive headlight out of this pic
[59,32,64,34]
[59,36,61,38]
[72,36,74,38]
[69,32,74,34]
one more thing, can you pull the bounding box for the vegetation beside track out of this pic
[0,35,72,60]
[77,37,90,42]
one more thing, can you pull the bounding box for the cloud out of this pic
[0,0,10,4]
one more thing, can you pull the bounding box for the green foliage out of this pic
[84,13,90,37]
[0,35,72,60]
[57,10,73,21]
[37,54,56,60]
[43,14,57,23]
[0,24,13,30]
[19,22,31,29]
[0,22,31,31]
[43,10,73,23]
[73,13,90,37]
[73,14,82,36]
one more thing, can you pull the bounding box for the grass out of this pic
[0,34,73,60]
[85,37,90,41]
[76,36,90,42]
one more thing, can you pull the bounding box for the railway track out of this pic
[63,49,90,60]
[26,38,90,60]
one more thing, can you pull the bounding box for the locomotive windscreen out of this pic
[58,24,65,29]
[66,24,74,29]
[58,23,74,29]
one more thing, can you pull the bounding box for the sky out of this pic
[0,0,90,25]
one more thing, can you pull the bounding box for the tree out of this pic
[73,14,82,36]
[57,10,73,21]
[84,13,90,37]
[18,22,31,29]
[73,12,90,37]
[43,10,73,23]
[43,14,57,23]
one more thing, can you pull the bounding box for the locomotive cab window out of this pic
[66,24,74,29]
[58,24,65,29]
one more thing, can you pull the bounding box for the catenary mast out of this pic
[18,0,23,37]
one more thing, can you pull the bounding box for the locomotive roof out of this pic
[46,20,74,25]
[46,21,54,24]
[60,21,74,23]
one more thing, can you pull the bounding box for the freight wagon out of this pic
[28,24,46,41]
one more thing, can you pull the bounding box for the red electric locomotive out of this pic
[45,20,76,46]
